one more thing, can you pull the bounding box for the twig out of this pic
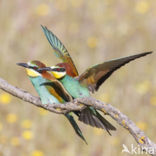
[0,77,155,155]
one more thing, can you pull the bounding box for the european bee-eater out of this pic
[41,26,117,133]
[38,51,152,133]
[41,26,152,133]
[17,60,87,143]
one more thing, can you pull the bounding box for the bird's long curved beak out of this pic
[16,63,29,68]
[37,67,52,72]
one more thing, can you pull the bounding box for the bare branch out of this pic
[0,77,156,155]
[0,78,65,114]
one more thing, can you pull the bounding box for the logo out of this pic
[122,144,155,155]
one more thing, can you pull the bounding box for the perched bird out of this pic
[17,60,87,143]
[40,26,152,133]
[41,26,117,134]
[38,51,151,132]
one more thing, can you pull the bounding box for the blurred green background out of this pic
[0,0,156,155]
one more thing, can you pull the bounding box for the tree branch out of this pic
[0,77,155,155]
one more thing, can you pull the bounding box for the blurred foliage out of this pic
[0,0,156,155]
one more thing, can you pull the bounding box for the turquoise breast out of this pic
[29,76,59,104]
[60,75,90,98]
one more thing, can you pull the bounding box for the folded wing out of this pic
[41,72,73,102]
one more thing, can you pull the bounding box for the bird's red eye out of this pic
[33,67,38,70]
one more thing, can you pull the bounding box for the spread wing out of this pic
[41,72,73,102]
[78,51,152,92]
[41,25,78,77]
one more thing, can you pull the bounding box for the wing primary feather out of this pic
[41,25,79,76]
[78,51,152,91]
[41,25,64,58]
[96,51,152,90]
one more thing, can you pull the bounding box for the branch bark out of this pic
[0,77,156,155]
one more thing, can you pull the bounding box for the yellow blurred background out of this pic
[0,0,156,155]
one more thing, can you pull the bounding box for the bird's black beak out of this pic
[16,63,29,68]
[37,67,52,72]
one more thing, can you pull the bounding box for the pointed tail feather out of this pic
[65,113,87,144]
[79,108,116,135]
[79,108,106,129]
[95,110,116,135]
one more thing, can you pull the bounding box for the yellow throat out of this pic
[50,71,65,79]
[26,68,41,77]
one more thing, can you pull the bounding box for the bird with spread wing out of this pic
[40,26,152,134]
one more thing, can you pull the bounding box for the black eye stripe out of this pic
[33,67,38,70]
[61,68,65,72]
[28,66,42,73]
[28,66,37,69]
[53,68,65,72]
